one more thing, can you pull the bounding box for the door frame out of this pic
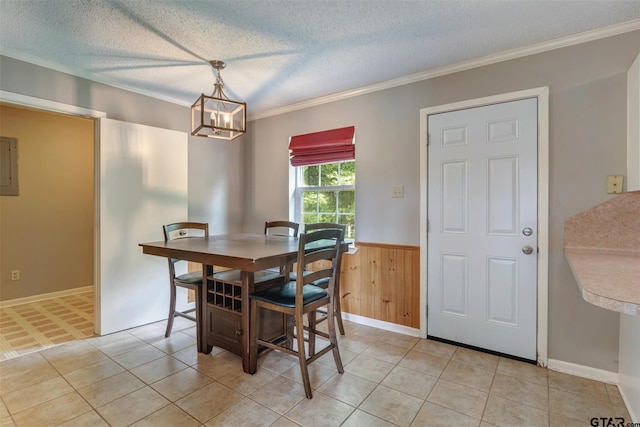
[419,86,549,367]
[1,90,106,333]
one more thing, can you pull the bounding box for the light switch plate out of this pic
[392,185,404,198]
[607,175,624,194]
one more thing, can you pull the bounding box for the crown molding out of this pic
[250,18,640,121]
[0,90,107,117]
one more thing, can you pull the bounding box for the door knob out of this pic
[522,245,534,255]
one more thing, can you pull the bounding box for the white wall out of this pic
[628,53,640,192]
[98,119,188,334]
[244,86,421,243]
[188,135,245,235]
[621,51,640,423]
[619,314,640,421]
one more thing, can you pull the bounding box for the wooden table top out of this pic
[139,233,300,271]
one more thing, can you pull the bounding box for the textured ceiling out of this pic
[1,1,640,118]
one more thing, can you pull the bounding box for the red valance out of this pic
[288,126,355,167]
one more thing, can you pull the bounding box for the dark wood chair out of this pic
[264,220,299,237]
[249,229,344,399]
[162,222,208,338]
[303,223,347,336]
[263,220,299,276]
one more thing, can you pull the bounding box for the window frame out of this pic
[290,160,355,241]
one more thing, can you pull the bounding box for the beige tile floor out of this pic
[0,314,632,426]
[0,291,95,361]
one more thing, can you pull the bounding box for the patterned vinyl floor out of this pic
[0,291,95,361]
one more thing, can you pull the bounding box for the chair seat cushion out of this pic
[250,282,327,308]
[175,271,203,285]
[310,277,329,288]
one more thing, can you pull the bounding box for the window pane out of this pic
[338,214,355,239]
[303,165,319,186]
[318,191,336,213]
[320,163,338,186]
[338,190,354,213]
[319,213,337,223]
[340,161,355,185]
[303,213,318,225]
[302,191,317,212]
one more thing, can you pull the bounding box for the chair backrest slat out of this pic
[296,229,343,302]
[301,223,346,273]
[163,222,209,241]
[265,220,299,237]
[303,222,346,238]
[163,222,209,266]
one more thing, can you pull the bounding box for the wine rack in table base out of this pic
[205,267,286,356]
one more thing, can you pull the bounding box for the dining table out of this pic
[139,232,344,374]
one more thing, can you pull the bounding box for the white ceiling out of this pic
[1,1,640,119]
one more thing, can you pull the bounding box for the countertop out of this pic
[564,191,640,315]
[565,248,640,315]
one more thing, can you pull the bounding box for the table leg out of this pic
[241,270,255,373]
[199,266,212,354]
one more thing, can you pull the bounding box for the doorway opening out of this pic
[0,94,104,360]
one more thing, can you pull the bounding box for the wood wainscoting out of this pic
[190,242,421,329]
[340,242,420,329]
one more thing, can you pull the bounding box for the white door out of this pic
[427,98,538,360]
[96,118,188,335]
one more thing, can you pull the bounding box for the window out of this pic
[294,160,355,240]
[288,126,356,240]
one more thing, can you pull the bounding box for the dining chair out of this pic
[162,222,208,338]
[302,223,347,335]
[249,229,344,399]
[264,220,299,276]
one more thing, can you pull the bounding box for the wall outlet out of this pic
[607,175,624,194]
[392,185,404,198]
[11,270,20,281]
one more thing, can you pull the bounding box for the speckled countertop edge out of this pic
[564,192,640,315]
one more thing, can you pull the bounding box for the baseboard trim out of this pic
[547,358,619,384]
[618,379,639,422]
[0,286,93,308]
[342,312,420,337]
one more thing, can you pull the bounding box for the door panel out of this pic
[487,257,518,325]
[441,161,468,233]
[441,253,468,316]
[487,156,518,235]
[427,98,537,360]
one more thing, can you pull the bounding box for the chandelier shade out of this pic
[191,60,246,140]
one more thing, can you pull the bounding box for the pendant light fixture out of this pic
[191,60,246,140]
